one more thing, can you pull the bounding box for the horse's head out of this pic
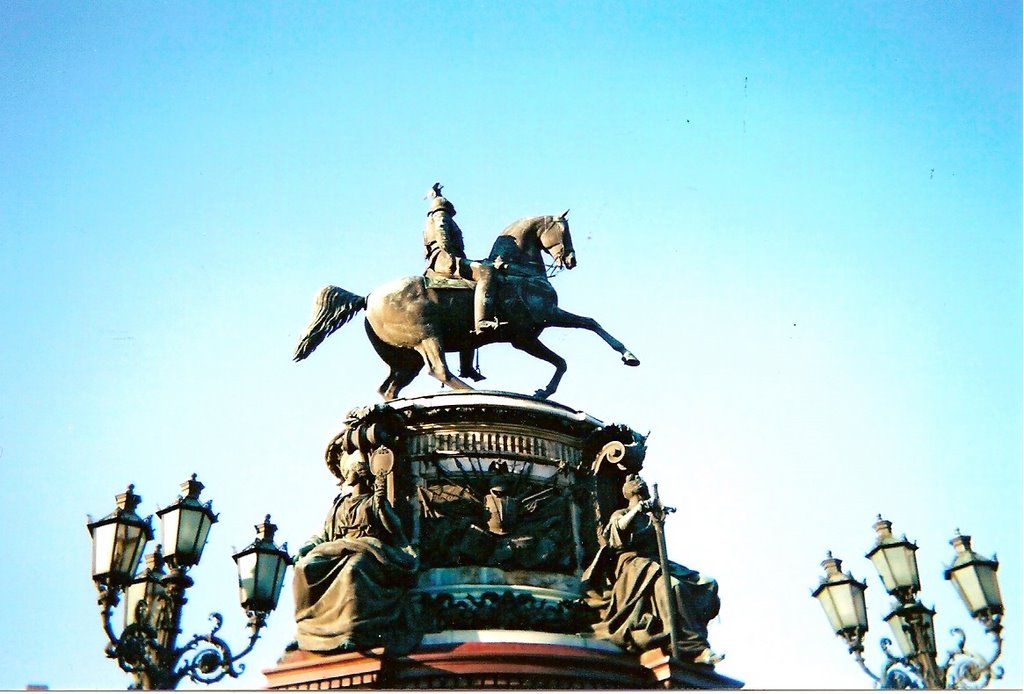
[540,210,576,270]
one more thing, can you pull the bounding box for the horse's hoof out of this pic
[533,389,551,399]
[622,351,640,367]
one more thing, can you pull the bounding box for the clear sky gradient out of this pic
[1,2,1020,689]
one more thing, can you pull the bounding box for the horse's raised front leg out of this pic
[511,336,567,400]
[415,337,474,392]
[545,308,640,366]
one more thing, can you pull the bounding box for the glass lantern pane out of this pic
[853,584,869,628]
[160,508,182,560]
[869,550,896,592]
[256,552,286,607]
[816,589,844,634]
[885,611,914,657]
[177,507,204,560]
[835,582,867,631]
[951,562,1001,616]
[817,581,866,633]
[255,553,274,603]
[978,565,1003,612]
[115,522,148,577]
[125,580,148,627]
[890,545,920,589]
[950,564,983,614]
[871,543,920,594]
[917,610,936,656]
[236,551,258,606]
[195,513,213,561]
[91,521,116,578]
[269,556,287,606]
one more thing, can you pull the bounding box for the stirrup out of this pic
[459,367,487,382]
[692,648,725,666]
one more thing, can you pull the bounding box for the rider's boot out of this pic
[472,263,501,334]
[458,350,486,381]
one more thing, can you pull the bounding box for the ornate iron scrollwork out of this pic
[97,578,270,689]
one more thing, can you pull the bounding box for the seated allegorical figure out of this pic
[581,474,721,665]
[292,451,420,654]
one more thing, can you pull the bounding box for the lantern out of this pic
[945,530,1003,620]
[883,601,937,658]
[813,553,869,639]
[865,515,920,602]
[124,546,167,629]
[87,485,153,588]
[232,515,292,613]
[156,474,218,569]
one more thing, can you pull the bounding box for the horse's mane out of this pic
[496,215,555,239]
[487,215,559,274]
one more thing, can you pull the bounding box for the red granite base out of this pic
[263,638,743,689]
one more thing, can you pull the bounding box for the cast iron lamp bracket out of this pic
[812,517,1006,690]
[88,479,289,690]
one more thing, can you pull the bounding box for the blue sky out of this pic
[1,2,1020,689]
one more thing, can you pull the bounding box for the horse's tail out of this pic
[293,285,367,361]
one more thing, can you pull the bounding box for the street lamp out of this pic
[812,516,1004,689]
[87,475,292,690]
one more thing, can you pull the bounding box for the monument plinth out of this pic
[264,392,741,689]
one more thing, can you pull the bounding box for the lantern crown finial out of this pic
[116,484,143,513]
[180,474,205,500]
[950,530,973,554]
[821,552,843,577]
[255,515,278,543]
[144,544,166,573]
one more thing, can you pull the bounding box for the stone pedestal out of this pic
[264,633,743,689]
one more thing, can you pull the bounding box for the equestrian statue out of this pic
[293,184,639,401]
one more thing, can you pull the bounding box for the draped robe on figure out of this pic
[582,507,719,657]
[293,490,420,654]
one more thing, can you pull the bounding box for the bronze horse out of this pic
[293,212,639,400]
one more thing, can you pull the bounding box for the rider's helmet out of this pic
[429,195,457,216]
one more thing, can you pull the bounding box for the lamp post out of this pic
[87,475,292,690]
[812,516,1004,689]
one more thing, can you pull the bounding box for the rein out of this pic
[545,262,566,279]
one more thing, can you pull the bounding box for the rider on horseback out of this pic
[423,183,502,334]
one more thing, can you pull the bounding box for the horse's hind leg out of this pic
[545,308,640,366]
[366,319,423,399]
[415,337,474,392]
[379,364,422,400]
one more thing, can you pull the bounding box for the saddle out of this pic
[423,274,474,290]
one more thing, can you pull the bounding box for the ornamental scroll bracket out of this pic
[325,404,408,480]
[586,424,647,475]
